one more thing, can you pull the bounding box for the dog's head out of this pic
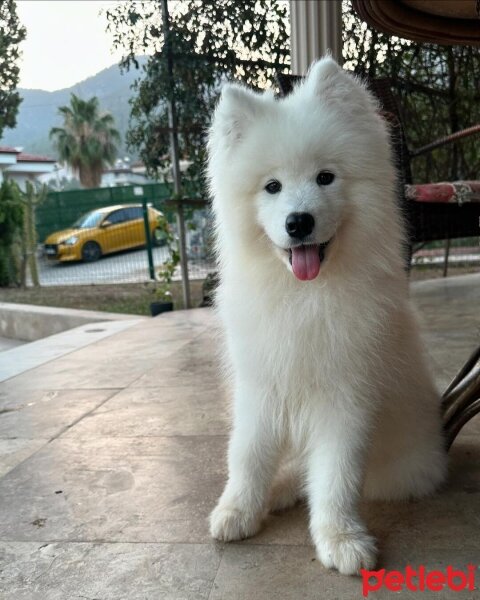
[208,58,395,281]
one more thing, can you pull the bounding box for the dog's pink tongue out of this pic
[291,245,321,281]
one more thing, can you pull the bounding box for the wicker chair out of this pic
[277,72,480,450]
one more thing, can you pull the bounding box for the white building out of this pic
[0,146,56,191]
[101,159,153,187]
[100,158,192,188]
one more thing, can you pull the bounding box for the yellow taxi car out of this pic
[44,204,165,262]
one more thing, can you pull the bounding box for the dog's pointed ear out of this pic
[305,56,348,98]
[211,83,263,148]
[305,56,362,100]
[304,56,376,112]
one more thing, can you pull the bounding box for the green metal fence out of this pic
[36,183,172,242]
[34,184,215,298]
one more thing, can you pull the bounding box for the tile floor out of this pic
[0,275,479,599]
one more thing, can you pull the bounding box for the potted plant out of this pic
[150,213,180,317]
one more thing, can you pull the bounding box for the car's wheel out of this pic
[82,241,102,262]
[152,227,167,247]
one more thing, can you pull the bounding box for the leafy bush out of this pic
[155,211,180,301]
[0,179,23,286]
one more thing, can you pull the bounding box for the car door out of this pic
[122,206,146,248]
[99,208,130,253]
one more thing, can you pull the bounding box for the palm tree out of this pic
[50,94,120,188]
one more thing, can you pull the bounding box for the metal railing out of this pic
[411,237,480,279]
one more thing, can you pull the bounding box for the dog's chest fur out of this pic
[218,270,398,405]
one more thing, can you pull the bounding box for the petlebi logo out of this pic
[361,565,477,597]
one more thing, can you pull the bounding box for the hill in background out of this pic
[1,57,148,159]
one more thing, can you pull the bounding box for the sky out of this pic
[16,0,125,91]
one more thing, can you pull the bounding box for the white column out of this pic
[290,0,343,75]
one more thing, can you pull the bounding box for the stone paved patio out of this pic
[0,274,479,599]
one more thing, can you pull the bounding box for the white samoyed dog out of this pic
[207,57,447,575]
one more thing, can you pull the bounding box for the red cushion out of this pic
[405,181,480,204]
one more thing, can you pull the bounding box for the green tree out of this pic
[0,0,26,139]
[50,94,121,188]
[108,0,479,188]
[106,0,290,191]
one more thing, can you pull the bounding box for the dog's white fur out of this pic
[207,58,447,575]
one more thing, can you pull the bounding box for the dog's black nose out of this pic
[285,212,315,239]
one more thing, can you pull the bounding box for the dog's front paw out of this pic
[210,502,262,541]
[314,528,377,575]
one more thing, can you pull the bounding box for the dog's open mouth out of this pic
[287,241,331,281]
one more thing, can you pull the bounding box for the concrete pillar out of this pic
[290,0,343,75]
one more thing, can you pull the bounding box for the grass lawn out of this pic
[0,265,478,317]
[0,280,205,316]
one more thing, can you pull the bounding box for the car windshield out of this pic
[72,211,104,229]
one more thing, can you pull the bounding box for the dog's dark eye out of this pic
[316,171,335,186]
[265,180,282,194]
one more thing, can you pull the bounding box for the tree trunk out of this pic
[76,154,106,189]
[446,47,460,180]
[23,182,40,287]
[28,201,40,288]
